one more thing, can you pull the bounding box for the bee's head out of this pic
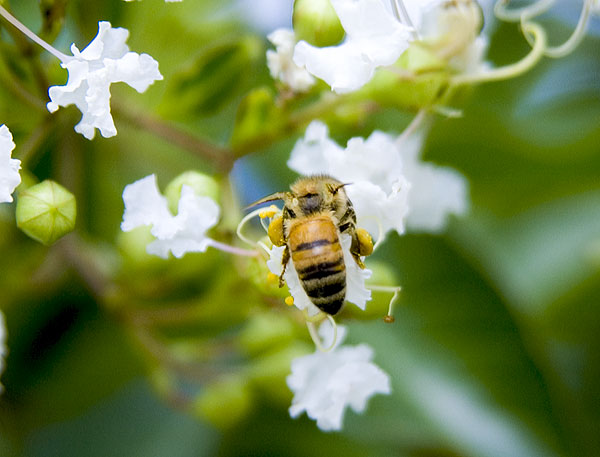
[290,175,350,217]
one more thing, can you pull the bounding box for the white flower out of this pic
[293,0,414,93]
[396,131,469,233]
[47,21,163,140]
[287,320,391,431]
[267,233,372,316]
[0,311,6,393]
[419,0,489,75]
[293,0,488,92]
[288,121,410,239]
[0,125,21,203]
[121,174,220,258]
[267,29,315,92]
[288,120,468,237]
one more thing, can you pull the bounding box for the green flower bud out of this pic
[16,180,76,245]
[293,0,345,47]
[359,44,449,110]
[247,341,312,406]
[192,375,253,429]
[165,171,220,214]
[238,312,296,355]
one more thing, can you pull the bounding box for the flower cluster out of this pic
[267,0,488,93]
[0,125,21,204]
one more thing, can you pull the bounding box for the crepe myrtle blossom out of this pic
[0,311,6,393]
[0,125,21,203]
[287,121,468,238]
[293,0,415,93]
[47,21,163,140]
[267,29,316,92]
[267,233,372,316]
[293,0,488,93]
[121,174,221,259]
[287,320,391,431]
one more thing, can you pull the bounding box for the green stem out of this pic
[113,102,235,173]
[450,22,547,86]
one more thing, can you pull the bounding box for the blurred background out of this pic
[1,0,599,456]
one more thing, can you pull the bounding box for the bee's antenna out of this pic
[245,192,287,210]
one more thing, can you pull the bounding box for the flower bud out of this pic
[165,171,220,214]
[238,312,296,355]
[16,180,76,245]
[293,0,345,47]
[192,375,253,428]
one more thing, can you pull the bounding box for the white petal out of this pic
[0,125,21,203]
[347,179,410,240]
[121,174,175,237]
[287,322,391,431]
[267,28,315,92]
[398,133,469,232]
[293,0,413,93]
[47,21,163,140]
[340,234,371,309]
[287,121,343,175]
[148,185,220,258]
[121,176,220,259]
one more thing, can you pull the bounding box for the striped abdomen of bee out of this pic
[287,215,346,315]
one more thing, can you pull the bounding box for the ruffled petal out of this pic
[47,21,163,139]
[0,125,21,203]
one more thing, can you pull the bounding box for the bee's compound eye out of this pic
[268,215,286,247]
[356,228,374,256]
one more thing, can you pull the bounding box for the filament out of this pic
[528,0,593,58]
[369,285,402,322]
[451,22,547,86]
[0,6,71,62]
[494,0,555,22]
[205,239,259,257]
[236,208,271,254]
[306,314,338,353]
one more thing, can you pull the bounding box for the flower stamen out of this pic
[306,313,338,352]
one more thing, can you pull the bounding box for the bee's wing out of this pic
[245,192,288,210]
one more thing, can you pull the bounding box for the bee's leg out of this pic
[279,246,290,287]
[350,228,373,269]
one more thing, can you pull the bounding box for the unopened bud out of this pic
[16,180,76,245]
[293,0,345,47]
[192,375,253,428]
[165,171,220,214]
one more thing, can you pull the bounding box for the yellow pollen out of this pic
[284,296,294,306]
[267,272,278,283]
[259,205,279,219]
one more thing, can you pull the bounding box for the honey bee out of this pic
[251,175,373,315]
